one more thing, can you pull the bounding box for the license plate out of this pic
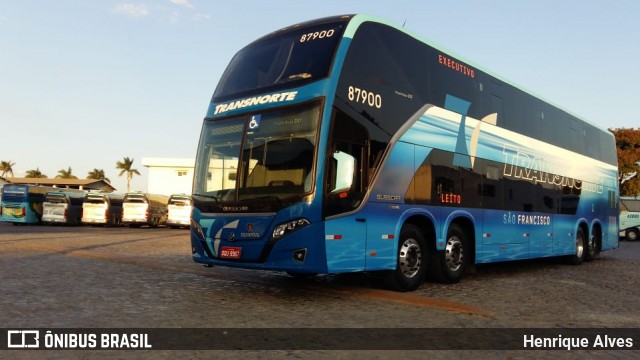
[220,246,242,259]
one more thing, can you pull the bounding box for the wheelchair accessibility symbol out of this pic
[249,115,261,130]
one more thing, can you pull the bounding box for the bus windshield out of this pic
[44,194,68,204]
[85,195,107,204]
[169,196,191,206]
[194,101,321,211]
[2,186,27,202]
[212,18,348,102]
[124,194,147,203]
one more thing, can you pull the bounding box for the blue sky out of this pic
[1,0,638,192]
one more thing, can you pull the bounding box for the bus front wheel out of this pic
[430,224,469,283]
[626,228,639,241]
[386,224,427,291]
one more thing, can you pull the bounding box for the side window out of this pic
[325,109,370,217]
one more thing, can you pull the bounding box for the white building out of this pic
[141,157,194,196]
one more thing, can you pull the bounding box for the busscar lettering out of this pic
[376,194,401,201]
[214,91,298,115]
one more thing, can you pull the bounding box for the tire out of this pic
[584,227,600,262]
[627,228,639,242]
[565,227,586,265]
[430,223,469,283]
[385,224,427,292]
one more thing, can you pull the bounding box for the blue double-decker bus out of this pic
[190,15,619,291]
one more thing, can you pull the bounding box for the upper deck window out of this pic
[212,18,348,102]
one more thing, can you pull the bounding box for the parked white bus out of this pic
[620,197,640,241]
[166,194,192,229]
[82,193,124,226]
[42,191,86,225]
[122,192,169,227]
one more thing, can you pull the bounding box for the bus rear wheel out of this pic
[584,227,600,262]
[430,224,469,283]
[565,227,586,265]
[386,224,427,291]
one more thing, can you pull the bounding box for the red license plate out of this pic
[220,246,242,259]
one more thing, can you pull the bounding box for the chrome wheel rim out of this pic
[399,238,422,278]
[576,235,584,258]
[445,235,464,272]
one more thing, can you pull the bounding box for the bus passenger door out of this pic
[324,108,370,272]
[529,184,556,257]
[477,161,528,261]
[324,148,368,272]
[482,176,531,261]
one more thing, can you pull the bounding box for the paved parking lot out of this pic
[1,223,638,358]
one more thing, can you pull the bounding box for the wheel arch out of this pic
[590,220,603,244]
[402,213,437,246]
[575,219,589,239]
[446,214,477,266]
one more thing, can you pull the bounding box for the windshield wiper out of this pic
[287,73,312,80]
[276,73,312,85]
[193,193,219,203]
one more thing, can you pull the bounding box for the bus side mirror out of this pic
[329,151,356,195]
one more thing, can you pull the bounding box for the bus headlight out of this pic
[191,218,206,240]
[272,218,310,240]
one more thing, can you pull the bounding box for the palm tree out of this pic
[25,168,48,178]
[1,160,16,178]
[116,157,141,193]
[56,166,78,179]
[87,168,111,183]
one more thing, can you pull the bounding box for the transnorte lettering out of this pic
[214,91,298,115]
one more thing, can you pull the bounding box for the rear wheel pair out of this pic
[566,227,600,264]
[387,224,468,291]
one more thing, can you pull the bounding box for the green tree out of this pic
[0,160,15,178]
[611,128,640,196]
[56,166,78,179]
[25,168,48,178]
[87,168,111,183]
[116,157,141,193]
